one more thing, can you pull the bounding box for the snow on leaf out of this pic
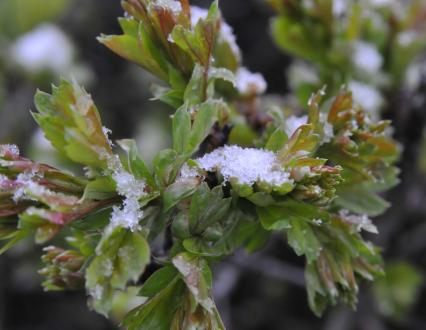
[195,145,292,187]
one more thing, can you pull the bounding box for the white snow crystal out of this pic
[292,166,313,182]
[352,41,383,73]
[10,171,79,207]
[333,0,346,16]
[91,284,104,300]
[11,24,74,74]
[180,163,201,179]
[32,129,54,151]
[235,67,267,95]
[320,113,334,143]
[312,218,323,225]
[339,209,378,234]
[397,31,417,47]
[219,22,242,61]
[102,127,113,147]
[105,152,147,232]
[110,197,144,232]
[349,81,384,115]
[195,145,292,187]
[288,61,319,89]
[0,144,20,158]
[190,6,209,27]
[154,0,182,15]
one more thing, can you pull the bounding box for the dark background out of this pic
[1,0,426,329]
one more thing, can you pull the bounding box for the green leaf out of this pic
[86,228,150,316]
[185,100,222,155]
[287,218,321,263]
[257,205,292,230]
[33,79,113,169]
[81,177,116,201]
[139,266,178,298]
[172,253,214,312]
[208,67,236,89]
[98,19,169,81]
[170,2,219,67]
[0,230,26,255]
[182,238,227,257]
[373,262,424,321]
[163,178,199,212]
[188,183,231,234]
[173,106,192,154]
[123,276,185,330]
[117,139,156,189]
[183,64,205,107]
[335,188,390,216]
[153,149,178,187]
[265,128,288,152]
[305,262,328,317]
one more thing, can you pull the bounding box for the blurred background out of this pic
[1,0,426,329]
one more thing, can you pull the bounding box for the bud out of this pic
[39,246,85,291]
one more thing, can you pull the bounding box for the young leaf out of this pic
[33,79,112,169]
[86,228,150,315]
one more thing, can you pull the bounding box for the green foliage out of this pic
[268,0,426,106]
[0,0,70,37]
[0,0,407,328]
[373,262,424,321]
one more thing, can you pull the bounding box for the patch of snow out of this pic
[0,144,20,158]
[10,24,74,74]
[235,67,267,95]
[352,41,383,73]
[348,81,384,114]
[154,0,182,15]
[339,209,378,234]
[333,0,346,16]
[104,151,147,232]
[195,145,292,187]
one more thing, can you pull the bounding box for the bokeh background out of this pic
[1,0,426,329]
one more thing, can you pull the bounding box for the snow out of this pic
[10,24,74,74]
[195,145,293,187]
[292,166,313,182]
[333,0,346,16]
[235,67,267,95]
[102,127,113,147]
[9,171,79,207]
[190,6,209,27]
[349,81,384,114]
[339,209,378,234]
[312,218,323,225]
[180,163,201,179]
[321,113,334,143]
[91,284,104,300]
[32,129,54,151]
[397,31,417,47]
[352,41,383,73]
[105,152,147,232]
[154,0,182,15]
[0,144,20,158]
[219,22,242,61]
